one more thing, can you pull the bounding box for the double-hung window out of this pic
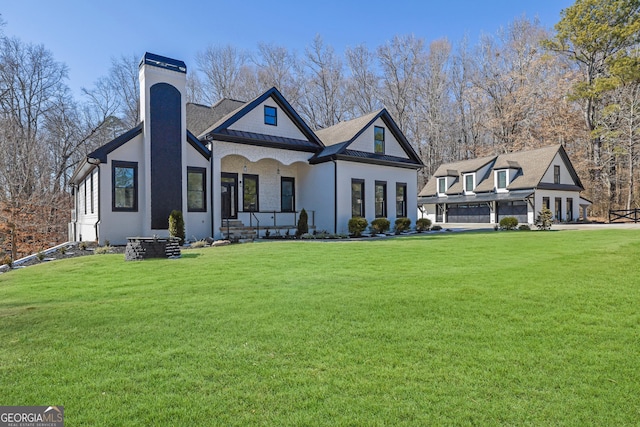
[438,178,447,194]
[264,106,277,126]
[375,181,387,218]
[554,165,561,184]
[497,170,507,190]
[187,167,206,212]
[112,161,138,211]
[374,126,385,154]
[396,183,407,218]
[464,174,475,193]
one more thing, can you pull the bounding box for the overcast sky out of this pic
[2,0,574,97]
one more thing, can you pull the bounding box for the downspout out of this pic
[70,183,78,241]
[210,153,214,239]
[333,159,337,234]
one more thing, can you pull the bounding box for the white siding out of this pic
[75,168,100,242]
[298,162,335,233]
[534,189,583,222]
[348,118,409,158]
[185,145,212,240]
[228,98,308,140]
[336,161,418,234]
[541,153,575,185]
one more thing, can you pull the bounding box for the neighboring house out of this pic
[417,145,591,225]
[69,53,423,245]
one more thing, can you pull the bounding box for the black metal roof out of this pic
[139,52,186,73]
[418,189,535,205]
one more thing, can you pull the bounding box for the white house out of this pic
[417,145,591,225]
[69,53,423,245]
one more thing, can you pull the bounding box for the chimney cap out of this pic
[140,52,187,73]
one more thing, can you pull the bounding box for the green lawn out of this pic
[1,230,639,426]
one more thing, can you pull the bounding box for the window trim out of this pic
[112,160,138,212]
[464,173,475,193]
[264,105,277,126]
[243,174,259,212]
[187,167,207,212]
[396,182,407,218]
[496,170,507,190]
[438,177,447,195]
[375,180,387,218]
[374,126,385,154]
[281,176,295,213]
[351,178,365,217]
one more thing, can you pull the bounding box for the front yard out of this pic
[1,230,639,425]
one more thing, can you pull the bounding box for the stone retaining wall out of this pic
[125,237,181,261]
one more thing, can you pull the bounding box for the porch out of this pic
[220,210,316,240]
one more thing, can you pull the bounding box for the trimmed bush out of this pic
[370,218,391,234]
[519,224,531,231]
[535,207,553,230]
[416,218,432,232]
[169,210,185,244]
[296,209,309,237]
[431,225,442,231]
[394,217,411,234]
[499,216,519,230]
[348,217,368,237]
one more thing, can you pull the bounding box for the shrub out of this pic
[94,246,112,255]
[1,255,12,267]
[370,218,391,234]
[36,251,45,261]
[169,210,185,244]
[394,217,411,234]
[79,241,88,250]
[416,218,432,232]
[348,217,368,237]
[519,224,531,231]
[59,246,66,255]
[296,209,309,237]
[499,216,519,230]
[535,207,553,231]
[431,225,442,231]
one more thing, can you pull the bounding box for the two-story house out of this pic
[417,145,590,225]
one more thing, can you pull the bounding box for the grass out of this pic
[1,229,639,425]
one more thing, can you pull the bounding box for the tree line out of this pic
[1,0,638,259]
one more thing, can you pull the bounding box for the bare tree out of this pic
[344,44,381,117]
[255,42,303,105]
[196,44,250,104]
[298,35,346,129]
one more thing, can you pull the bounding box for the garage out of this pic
[446,203,491,223]
[497,201,528,223]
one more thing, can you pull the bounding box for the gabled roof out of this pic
[310,109,423,169]
[88,122,144,163]
[187,99,245,137]
[201,87,324,151]
[419,144,584,199]
[419,154,496,196]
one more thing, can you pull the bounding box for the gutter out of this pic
[333,160,337,234]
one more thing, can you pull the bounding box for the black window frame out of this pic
[281,177,295,213]
[83,180,87,215]
[555,197,562,221]
[187,167,207,212]
[243,174,259,212]
[543,197,550,210]
[554,165,561,184]
[566,197,574,222]
[112,160,138,212]
[351,179,365,217]
[375,180,387,218]
[374,126,385,154]
[396,182,407,218]
[264,105,277,126]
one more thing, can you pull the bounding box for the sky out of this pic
[1,0,575,98]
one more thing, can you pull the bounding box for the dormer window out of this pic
[374,126,385,154]
[464,173,475,193]
[438,177,447,195]
[496,170,507,190]
[264,106,277,126]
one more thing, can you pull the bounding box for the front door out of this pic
[221,173,238,219]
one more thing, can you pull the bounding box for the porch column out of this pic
[211,155,222,240]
